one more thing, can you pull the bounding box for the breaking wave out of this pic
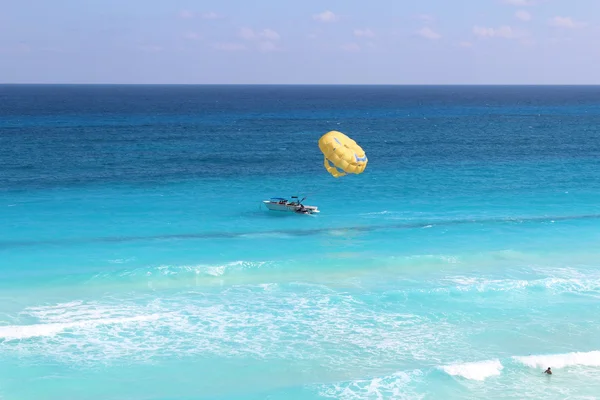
[440,359,503,381]
[514,351,600,369]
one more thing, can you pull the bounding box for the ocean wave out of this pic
[78,255,600,300]
[0,288,460,367]
[440,350,600,381]
[317,370,424,400]
[374,274,600,307]
[439,359,503,381]
[93,260,270,281]
[0,314,160,341]
[315,350,600,399]
[438,276,600,295]
[513,350,600,369]
[150,260,268,277]
[108,257,136,264]
[3,287,600,399]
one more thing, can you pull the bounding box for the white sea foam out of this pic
[440,359,503,381]
[0,314,160,340]
[513,350,600,369]
[0,286,460,367]
[361,210,393,216]
[317,370,424,400]
[443,277,529,292]
[441,276,600,295]
[108,257,135,264]
[204,265,226,276]
[116,260,268,279]
[318,350,600,399]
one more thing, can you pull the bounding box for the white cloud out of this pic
[515,10,531,21]
[238,28,281,52]
[240,28,280,41]
[416,27,441,40]
[179,10,194,19]
[549,16,586,28]
[473,25,519,39]
[212,42,246,51]
[239,28,256,40]
[341,43,360,52]
[503,0,534,5]
[313,10,338,22]
[354,29,375,38]
[260,29,280,41]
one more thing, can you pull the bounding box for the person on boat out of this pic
[296,204,307,214]
[544,367,552,375]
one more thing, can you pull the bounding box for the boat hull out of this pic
[262,201,319,214]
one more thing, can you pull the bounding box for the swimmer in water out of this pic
[544,367,552,375]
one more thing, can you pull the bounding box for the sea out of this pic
[1,84,600,399]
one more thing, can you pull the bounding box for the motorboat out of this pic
[262,196,320,214]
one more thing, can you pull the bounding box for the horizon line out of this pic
[2,83,600,86]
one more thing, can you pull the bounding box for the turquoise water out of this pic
[2,85,600,399]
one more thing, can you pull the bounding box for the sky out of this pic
[0,0,599,84]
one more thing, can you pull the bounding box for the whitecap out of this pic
[317,370,423,400]
[513,350,600,369]
[440,359,503,381]
[0,314,160,341]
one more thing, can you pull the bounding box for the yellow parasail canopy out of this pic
[318,130,368,178]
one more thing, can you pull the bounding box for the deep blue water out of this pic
[2,85,600,399]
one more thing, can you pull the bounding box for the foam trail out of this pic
[317,370,423,400]
[0,315,160,341]
[440,359,503,381]
[513,351,600,369]
[0,292,458,366]
[441,276,600,295]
